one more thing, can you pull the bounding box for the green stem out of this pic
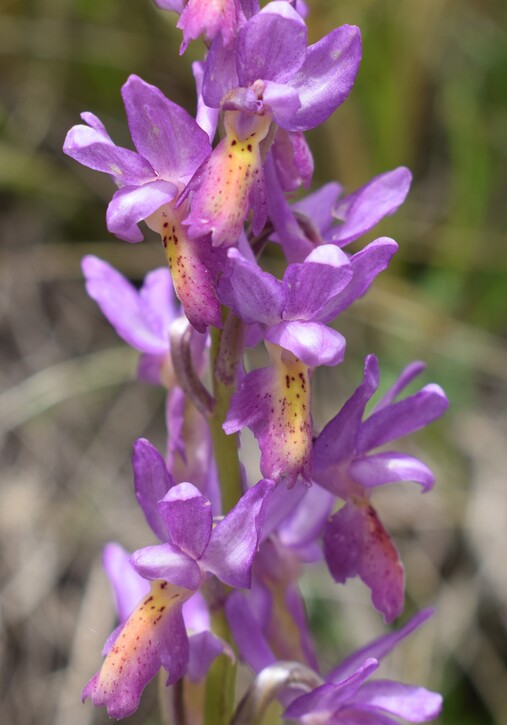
[208,312,244,514]
[204,608,237,725]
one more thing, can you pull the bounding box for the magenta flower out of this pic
[313,355,449,622]
[284,609,442,724]
[220,240,397,486]
[182,2,361,246]
[83,437,274,718]
[265,160,413,263]
[226,598,442,724]
[64,75,222,331]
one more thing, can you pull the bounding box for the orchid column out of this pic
[64,1,447,724]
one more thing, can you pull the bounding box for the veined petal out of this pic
[133,438,175,542]
[200,478,274,588]
[286,25,362,131]
[323,503,404,623]
[82,580,190,719]
[131,543,202,590]
[349,453,435,491]
[237,4,307,86]
[218,248,285,325]
[353,680,443,722]
[266,321,346,367]
[106,180,179,243]
[357,384,449,453]
[202,33,240,109]
[183,111,271,246]
[158,482,213,560]
[81,256,169,355]
[330,167,412,247]
[122,75,211,181]
[317,238,398,322]
[282,244,351,320]
[63,122,156,185]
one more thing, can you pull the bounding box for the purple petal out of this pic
[137,352,166,385]
[237,4,307,85]
[261,477,308,540]
[187,631,232,681]
[63,121,156,185]
[225,590,276,672]
[323,503,404,623]
[286,25,362,131]
[292,182,343,236]
[202,34,240,109]
[373,361,427,411]
[266,320,346,367]
[271,129,314,192]
[317,238,398,322]
[350,453,435,491]
[282,244,351,320]
[313,354,379,470]
[330,167,413,247]
[158,482,213,560]
[139,267,179,341]
[178,0,239,53]
[192,61,219,143]
[218,248,284,325]
[121,75,211,180]
[200,478,275,588]
[106,180,178,243]
[81,256,169,354]
[284,659,378,718]
[330,609,435,683]
[264,153,314,262]
[278,483,334,548]
[354,680,443,722]
[357,384,449,453]
[283,244,352,320]
[82,581,190,718]
[131,543,202,590]
[262,80,302,129]
[133,438,175,541]
[182,591,210,632]
[103,543,149,623]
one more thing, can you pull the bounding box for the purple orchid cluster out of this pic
[65,1,448,722]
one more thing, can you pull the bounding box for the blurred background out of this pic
[1,0,506,723]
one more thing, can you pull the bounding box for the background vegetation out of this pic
[1,0,506,723]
